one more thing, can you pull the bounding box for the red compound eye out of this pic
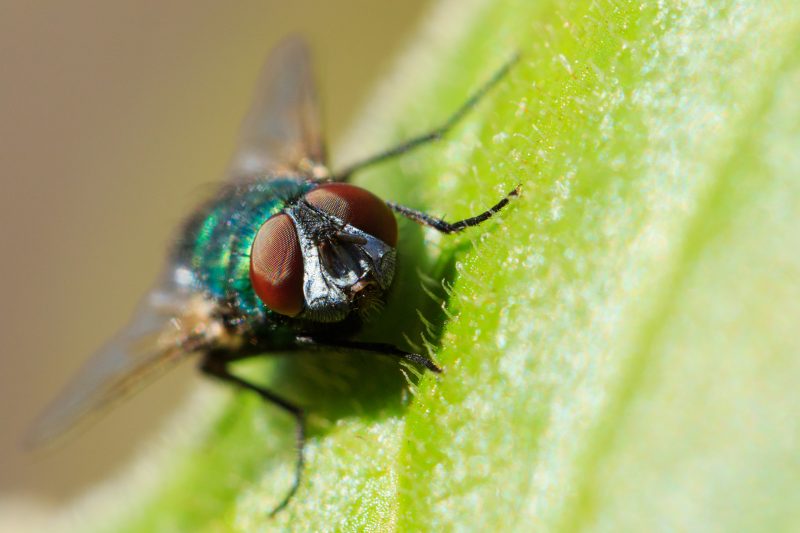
[304,183,397,246]
[249,213,304,317]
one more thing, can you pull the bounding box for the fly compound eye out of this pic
[249,213,304,317]
[304,183,398,246]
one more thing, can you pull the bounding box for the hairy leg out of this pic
[334,52,519,180]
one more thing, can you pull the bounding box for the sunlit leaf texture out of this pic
[113,0,800,530]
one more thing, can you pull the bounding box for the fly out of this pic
[28,36,519,515]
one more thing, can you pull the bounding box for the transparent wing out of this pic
[228,36,326,180]
[26,280,218,448]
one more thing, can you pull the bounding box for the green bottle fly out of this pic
[29,37,519,514]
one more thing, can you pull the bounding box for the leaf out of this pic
[111,0,800,530]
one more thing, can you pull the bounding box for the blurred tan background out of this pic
[0,0,429,509]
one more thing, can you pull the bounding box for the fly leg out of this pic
[334,52,519,181]
[198,336,441,515]
[389,185,520,234]
[295,336,442,373]
[200,352,305,517]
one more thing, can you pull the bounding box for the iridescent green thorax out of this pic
[174,177,315,328]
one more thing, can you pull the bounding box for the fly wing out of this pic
[26,280,222,448]
[228,36,326,180]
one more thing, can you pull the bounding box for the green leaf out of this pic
[113,0,800,530]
